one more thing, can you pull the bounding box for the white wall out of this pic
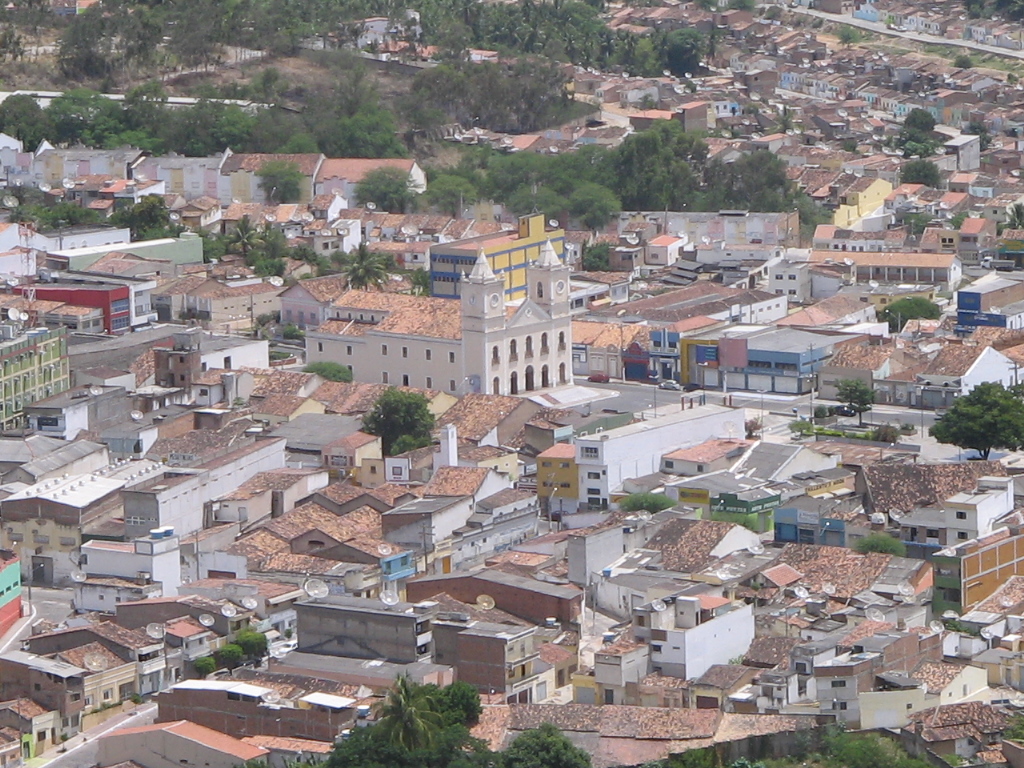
[575,406,746,501]
[200,338,269,371]
[963,346,1016,394]
[651,603,755,679]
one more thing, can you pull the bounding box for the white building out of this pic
[574,404,747,509]
[74,528,183,613]
[305,241,574,396]
[633,594,755,680]
[121,438,286,539]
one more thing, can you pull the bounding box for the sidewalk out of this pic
[0,604,35,654]
[25,703,157,768]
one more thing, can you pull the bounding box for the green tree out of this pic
[425,174,477,217]
[305,362,354,382]
[837,25,861,45]
[435,681,482,727]
[836,378,876,426]
[110,196,173,240]
[904,108,936,133]
[227,216,264,260]
[898,108,939,157]
[879,296,941,331]
[954,53,974,68]
[214,643,244,669]
[0,94,50,149]
[374,675,443,751]
[357,167,418,213]
[258,160,304,203]
[235,629,268,659]
[853,532,907,556]
[1008,202,1024,231]
[339,244,389,291]
[931,382,1024,459]
[363,389,436,455]
[664,28,705,76]
[620,492,674,513]
[582,243,610,271]
[503,723,592,768]
[194,656,217,676]
[901,159,941,188]
[568,183,620,231]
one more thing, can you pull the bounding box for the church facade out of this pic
[305,241,573,396]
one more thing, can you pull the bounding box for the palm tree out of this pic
[1008,203,1024,231]
[374,675,442,751]
[339,243,389,290]
[227,216,264,260]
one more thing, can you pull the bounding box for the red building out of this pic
[18,283,131,334]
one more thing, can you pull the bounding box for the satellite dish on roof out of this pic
[981,626,998,640]
[303,578,329,599]
[866,607,885,622]
[794,586,810,599]
[62,178,75,190]
[889,509,904,521]
[380,588,400,606]
[240,596,259,610]
[868,280,880,289]
[623,233,640,245]
[5,308,19,323]
[501,137,513,146]
[267,276,284,287]
[843,257,854,266]
[38,182,51,193]
[366,202,377,211]
[83,652,107,672]
[232,198,241,205]
[70,569,87,583]
[220,603,238,618]
[548,219,559,228]
[198,614,215,627]
[169,212,181,223]
[264,213,276,223]
[301,212,314,223]
[822,582,836,596]
[1001,595,1017,609]
[476,594,496,610]
[261,689,281,703]
[747,541,765,555]
[130,410,144,422]
[942,609,960,620]
[2,196,18,209]
[145,622,166,639]
[18,311,28,322]
[898,581,914,597]
[378,543,393,556]
[636,510,653,523]
[651,598,668,612]
[89,385,103,397]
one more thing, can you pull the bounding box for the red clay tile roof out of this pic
[865,461,1006,515]
[109,720,270,761]
[644,518,741,573]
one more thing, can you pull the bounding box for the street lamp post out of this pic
[757,388,766,438]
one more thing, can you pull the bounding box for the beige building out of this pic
[305,242,573,396]
[98,720,269,768]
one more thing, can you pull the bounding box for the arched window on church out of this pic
[537,281,544,299]
[510,339,518,361]
[541,333,549,355]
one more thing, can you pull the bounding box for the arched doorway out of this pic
[510,371,519,395]
[525,365,535,391]
[492,377,500,394]
[542,365,550,388]
[559,363,567,384]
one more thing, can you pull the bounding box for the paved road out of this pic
[31,704,158,768]
[0,587,72,654]
[773,3,1024,61]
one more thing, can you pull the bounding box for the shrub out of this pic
[194,656,216,676]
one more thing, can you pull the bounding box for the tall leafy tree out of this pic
[338,244,389,291]
[931,382,1024,459]
[227,216,264,260]
[258,160,304,203]
[878,296,941,331]
[374,675,443,751]
[363,389,435,455]
[502,723,592,768]
[356,167,418,213]
[836,379,876,426]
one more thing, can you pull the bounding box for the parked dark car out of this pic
[834,404,858,417]
[587,373,610,383]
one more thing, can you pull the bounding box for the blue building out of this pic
[774,496,868,547]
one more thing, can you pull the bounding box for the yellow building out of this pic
[537,443,578,513]
[865,285,937,311]
[0,327,70,429]
[833,177,893,229]
[430,215,566,300]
